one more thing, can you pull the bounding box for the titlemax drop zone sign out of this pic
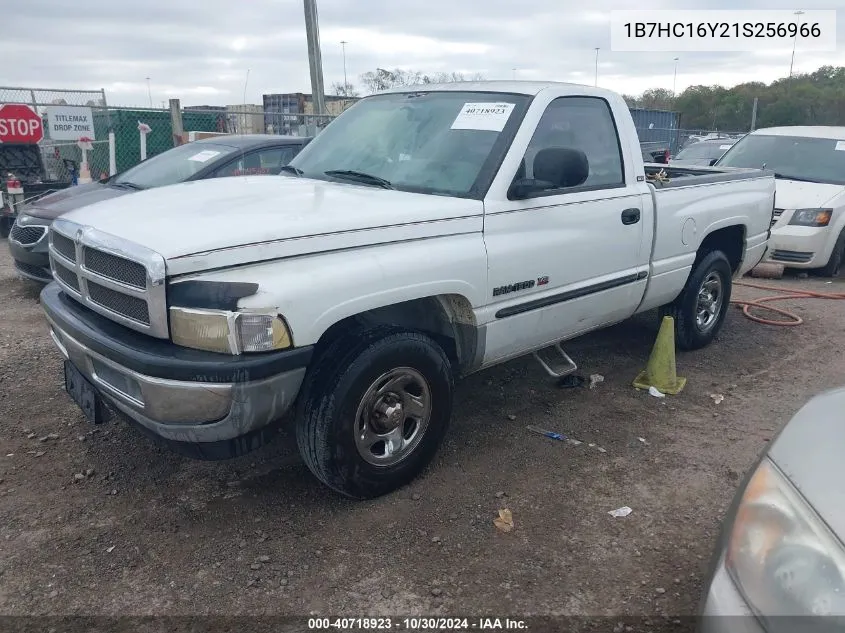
[46,106,96,141]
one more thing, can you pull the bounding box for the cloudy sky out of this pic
[5,0,844,107]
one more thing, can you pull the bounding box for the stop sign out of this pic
[0,104,44,144]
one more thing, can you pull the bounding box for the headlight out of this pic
[726,458,845,622]
[788,208,832,227]
[169,307,292,354]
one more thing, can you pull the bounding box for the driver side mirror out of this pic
[509,178,554,199]
[708,158,719,167]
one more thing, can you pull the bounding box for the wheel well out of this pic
[312,295,479,375]
[698,225,745,272]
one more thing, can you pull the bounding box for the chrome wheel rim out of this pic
[354,367,432,467]
[696,272,723,331]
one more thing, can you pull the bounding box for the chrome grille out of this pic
[47,218,169,338]
[87,281,150,324]
[51,231,77,262]
[83,247,147,289]
[53,260,81,292]
[9,223,46,246]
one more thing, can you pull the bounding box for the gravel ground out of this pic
[2,241,844,629]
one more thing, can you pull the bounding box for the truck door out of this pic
[480,95,651,365]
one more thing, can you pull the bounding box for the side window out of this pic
[212,148,295,178]
[517,97,624,193]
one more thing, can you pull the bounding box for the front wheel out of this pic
[814,228,845,278]
[295,327,454,499]
[0,217,12,239]
[662,250,733,351]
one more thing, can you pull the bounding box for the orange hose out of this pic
[731,280,845,326]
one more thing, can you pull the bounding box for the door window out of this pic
[516,97,625,193]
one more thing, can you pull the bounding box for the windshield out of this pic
[676,142,732,160]
[287,91,531,198]
[112,142,232,188]
[716,134,845,185]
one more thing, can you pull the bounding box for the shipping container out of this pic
[628,108,681,153]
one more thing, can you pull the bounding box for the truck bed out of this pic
[644,164,773,188]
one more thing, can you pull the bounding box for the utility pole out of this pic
[789,10,805,79]
[750,97,758,131]
[243,68,250,104]
[303,0,327,116]
[594,48,600,87]
[340,41,348,93]
[672,57,679,98]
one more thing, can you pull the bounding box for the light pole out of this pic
[672,57,679,97]
[340,40,348,93]
[303,0,327,116]
[789,10,805,78]
[145,77,152,108]
[243,68,250,104]
[594,48,600,87]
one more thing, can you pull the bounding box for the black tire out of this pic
[815,228,845,278]
[0,217,12,239]
[295,326,454,499]
[661,250,733,351]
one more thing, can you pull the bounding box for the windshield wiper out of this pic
[772,172,820,183]
[279,165,303,176]
[110,181,144,190]
[323,169,393,189]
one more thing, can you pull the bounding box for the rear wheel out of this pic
[814,228,845,278]
[661,250,733,351]
[295,327,454,499]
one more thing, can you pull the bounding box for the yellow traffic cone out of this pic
[632,316,687,395]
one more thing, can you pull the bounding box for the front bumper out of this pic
[41,283,312,458]
[699,558,764,632]
[8,217,53,282]
[765,224,833,268]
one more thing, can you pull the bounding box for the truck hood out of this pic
[22,182,129,221]
[774,178,845,210]
[61,175,483,274]
[769,387,845,540]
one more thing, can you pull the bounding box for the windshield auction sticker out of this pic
[451,103,515,132]
[187,150,222,162]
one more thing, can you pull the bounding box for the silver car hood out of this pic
[769,386,845,536]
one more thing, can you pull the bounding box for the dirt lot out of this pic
[1,241,844,628]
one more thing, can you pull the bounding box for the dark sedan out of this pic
[670,138,736,167]
[7,134,310,283]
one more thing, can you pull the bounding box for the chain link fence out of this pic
[635,127,745,156]
[2,84,748,185]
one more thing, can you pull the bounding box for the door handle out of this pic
[621,208,641,225]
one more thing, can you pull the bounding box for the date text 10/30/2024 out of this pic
[308,617,529,630]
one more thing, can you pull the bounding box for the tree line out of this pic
[335,64,845,133]
[624,65,845,131]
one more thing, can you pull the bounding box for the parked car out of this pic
[0,143,74,238]
[41,81,774,498]
[700,387,845,628]
[7,134,310,282]
[670,138,736,167]
[716,126,845,276]
[640,141,670,164]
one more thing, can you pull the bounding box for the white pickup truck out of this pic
[40,82,775,498]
